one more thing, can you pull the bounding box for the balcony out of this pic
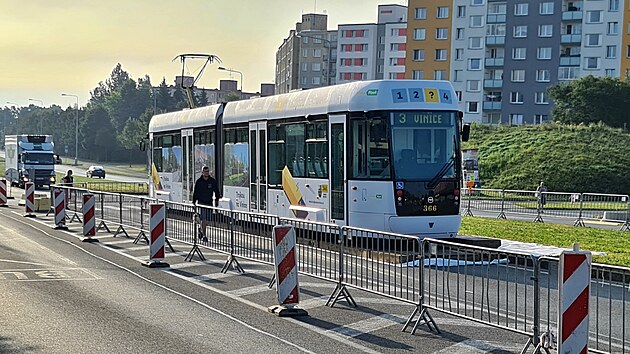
[487,14,506,23]
[483,101,502,110]
[560,56,580,66]
[561,34,582,44]
[562,10,583,21]
[486,36,505,46]
[485,58,504,67]
[483,79,503,88]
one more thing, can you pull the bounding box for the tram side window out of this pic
[351,117,391,179]
[194,129,215,176]
[286,124,306,178]
[223,127,249,187]
[305,121,328,178]
[268,125,286,187]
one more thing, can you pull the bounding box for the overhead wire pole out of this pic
[173,54,222,109]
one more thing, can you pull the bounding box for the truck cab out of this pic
[5,135,56,188]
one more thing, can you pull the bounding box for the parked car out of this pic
[86,165,106,178]
[53,154,62,164]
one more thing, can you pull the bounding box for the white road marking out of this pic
[433,339,523,353]
[329,313,406,337]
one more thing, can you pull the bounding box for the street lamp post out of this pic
[28,98,44,133]
[61,93,79,166]
[297,32,333,86]
[218,66,244,93]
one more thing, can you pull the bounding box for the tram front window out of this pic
[391,111,457,181]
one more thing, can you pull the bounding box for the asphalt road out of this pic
[0,198,530,354]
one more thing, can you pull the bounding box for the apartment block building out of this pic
[406,0,630,124]
[275,5,407,92]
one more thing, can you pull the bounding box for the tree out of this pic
[548,75,630,128]
[156,77,173,113]
[225,92,241,102]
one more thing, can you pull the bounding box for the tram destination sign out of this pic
[391,111,452,127]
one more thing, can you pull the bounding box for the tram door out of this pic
[329,115,346,225]
[181,129,194,202]
[249,122,267,213]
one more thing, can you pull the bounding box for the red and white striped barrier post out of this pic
[24,182,36,217]
[82,193,99,243]
[268,225,307,317]
[142,203,169,268]
[0,178,8,207]
[53,189,68,230]
[558,243,591,354]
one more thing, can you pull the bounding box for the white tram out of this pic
[148,80,469,238]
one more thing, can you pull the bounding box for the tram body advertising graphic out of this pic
[148,80,469,238]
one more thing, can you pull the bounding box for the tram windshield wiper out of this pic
[427,155,455,188]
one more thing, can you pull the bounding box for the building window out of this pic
[586,34,601,47]
[454,70,463,82]
[390,43,406,51]
[456,91,463,101]
[514,3,528,15]
[510,92,524,104]
[487,24,506,36]
[436,28,449,40]
[559,67,580,80]
[536,69,550,82]
[512,47,526,60]
[627,45,630,58]
[467,37,481,49]
[535,114,548,124]
[312,63,321,71]
[412,70,424,79]
[456,28,465,40]
[514,25,528,38]
[413,49,425,61]
[312,77,321,85]
[434,70,447,80]
[488,3,507,14]
[609,0,619,11]
[455,48,464,60]
[511,69,526,82]
[313,49,322,57]
[302,49,309,57]
[606,45,617,58]
[470,15,483,27]
[302,63,308,71]
[584,57,600,69]
[435,49,447,61]
[535,92,548,104]
[608,22,619,35]
[457,6,466,17]
[538,24,553,37]
[468,58,481,70]
[467,80,481,91]
[471,0,484,6]
[389,58,404,66]
[413,28,426,40]
[437,6,449,18]
[537,47,552,60]
[510,114,524,125]
[539,2,554,14]
[467,101,479,113]
[605,69,616,77]
[301,76,308,85]
[587,11,602,23]
[415,7,427,19]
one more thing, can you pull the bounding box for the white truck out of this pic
[5,135,57,188]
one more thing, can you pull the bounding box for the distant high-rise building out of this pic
[405,0,630,124]
[275,5,408,93]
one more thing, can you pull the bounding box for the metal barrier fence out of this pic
[45,186,630,352]
[463,188,630,229]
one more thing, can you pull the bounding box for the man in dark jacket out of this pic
[192,166,221,241]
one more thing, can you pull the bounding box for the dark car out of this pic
[53,154,62,164]
[86,165,106,178]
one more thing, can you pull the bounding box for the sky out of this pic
[0,0,406,107]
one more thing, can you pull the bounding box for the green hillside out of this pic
[462,123,630,195]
